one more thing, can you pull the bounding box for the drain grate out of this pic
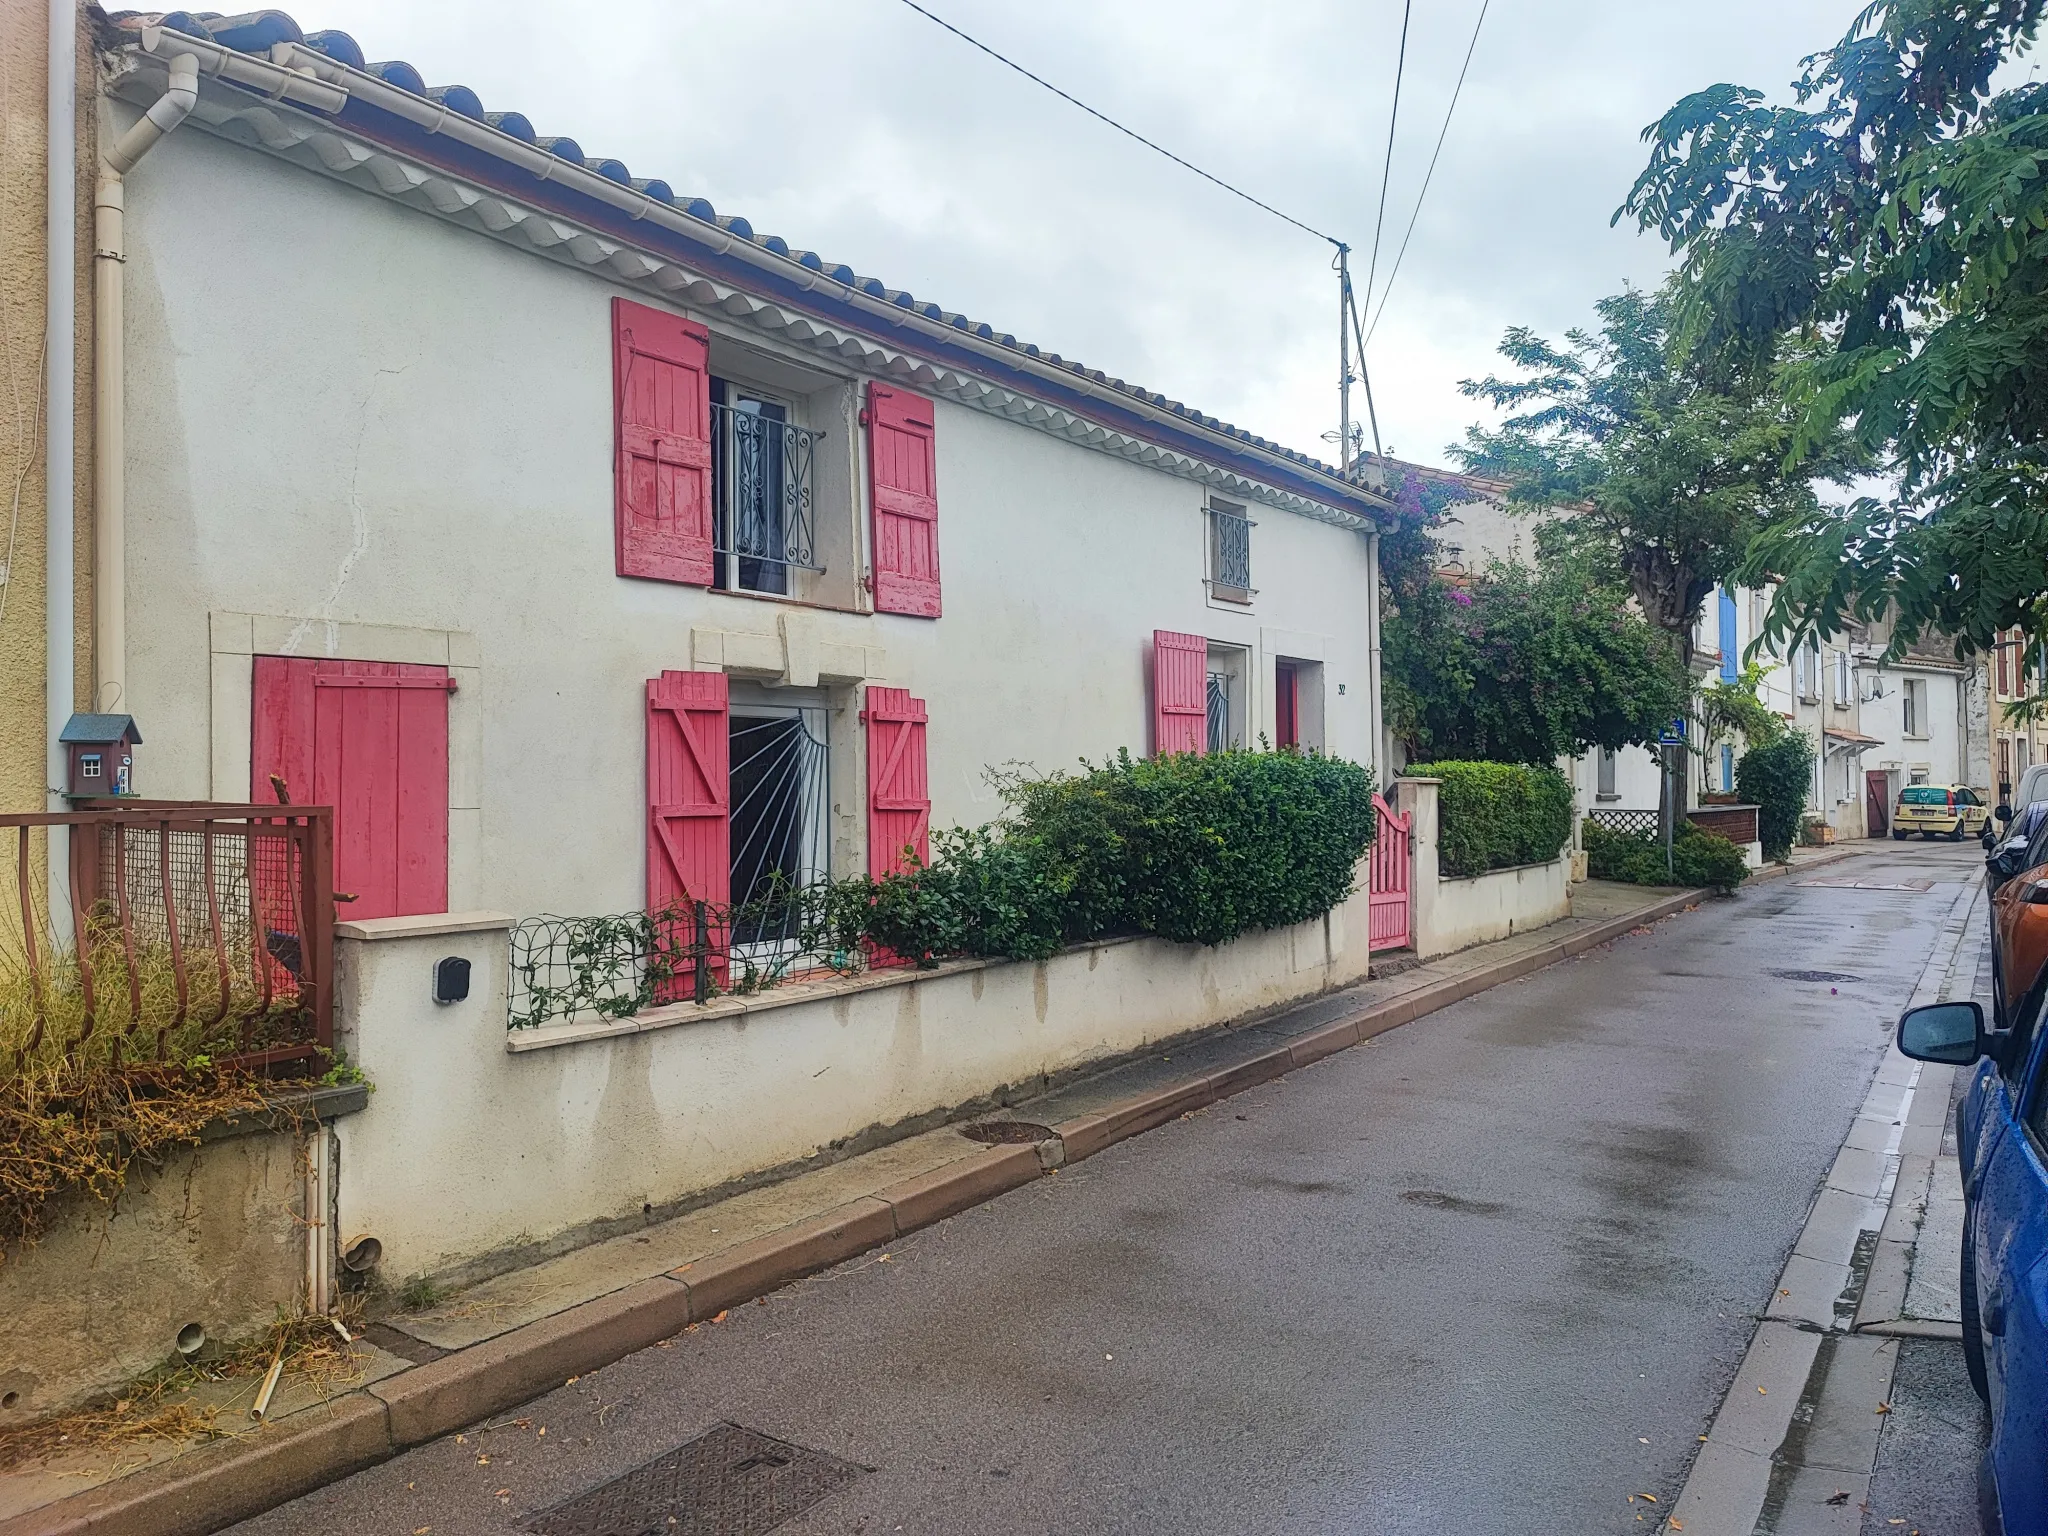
[525,1423,865,1536]
[959,1120,1055,1145]
[1767,969,1864,984]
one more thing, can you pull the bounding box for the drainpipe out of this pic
[45,0,76,947]
[93,49,197,711]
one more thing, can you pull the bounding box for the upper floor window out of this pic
[1831,650,1851,708]
[1207,501,1253,604]
[1903,677,1925,738]
[711,380,822,597]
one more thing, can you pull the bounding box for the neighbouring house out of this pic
[1988,627,2048,803]
[40,12,1400,1281]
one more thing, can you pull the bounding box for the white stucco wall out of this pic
[118,123,1380,922]
[335,894,1374,1280]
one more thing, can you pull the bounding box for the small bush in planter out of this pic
[1737,732,1817,862]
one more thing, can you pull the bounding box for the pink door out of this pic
[252,657,451,920]
[1368,793,1412,951]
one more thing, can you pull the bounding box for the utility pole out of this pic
[1337,243,1353,478]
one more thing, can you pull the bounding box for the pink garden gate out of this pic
[1368,792,1412,951]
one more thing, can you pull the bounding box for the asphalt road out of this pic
[239,843,1985,1536]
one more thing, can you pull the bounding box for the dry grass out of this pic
[0,1301,369,1472]
[0,900,317,1262]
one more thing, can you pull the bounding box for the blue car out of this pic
[1899,975,2048,1533]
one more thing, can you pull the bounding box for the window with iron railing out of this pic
[1207,502,1254,603]
[711,382,825,597]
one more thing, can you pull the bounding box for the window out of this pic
[1903,677,1924,738]
[1796,639,1822,703]
[1204,644,1247,753]
[1719,744,1735,793]
[253,657,451,920]
[1206,670,1233,753]
[1207,501,1253,603]
[2000,735,2015,793]
[1718,589,1739,682]
[1997,633,2015,698]
[711,380,821,597]
[1831,650,1851,708]
[728,702,830,960]
[79,753,101,780]
[1597,748,1618,799]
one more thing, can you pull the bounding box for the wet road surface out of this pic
[239,844,1984,1535]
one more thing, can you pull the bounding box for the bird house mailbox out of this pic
[59,713,141,798]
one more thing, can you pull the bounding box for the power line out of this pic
[1364,0,1490,347]
[894,0,1343,248]
[1361,0,1413,316]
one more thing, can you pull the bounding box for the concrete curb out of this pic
[1,879,1729,1536]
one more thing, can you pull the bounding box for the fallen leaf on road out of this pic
[1639,1438,1649,1444]
[566,1376,579,1386]
[1889,1521,1906,1526]
[537,1427,546,1437]
[1757,1386,1767,1394]
[711,1311,728,1324]
[1669,1521,1683,1531]
[878,1254,892,1263]
[1637,1493,1657,1503]
[477,1454,490,1465]
[1875,1401,1892,1414]
[1825,1491,1850,1506]
[414,1528,430,1534]
[496,1489,509,1498]
[455,1435,466,1444]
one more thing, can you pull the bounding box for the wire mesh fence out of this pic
[508,880,904,1031]
[2,805,334,1079]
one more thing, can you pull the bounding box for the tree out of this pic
[1447,283,1858,822]
[1622,0,2048,673]
[1383,552,1691,766]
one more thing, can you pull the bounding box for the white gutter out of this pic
[94,49,199,709]
[128,29,1382,526]
[45,0,75,946]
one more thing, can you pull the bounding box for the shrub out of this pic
[1737,731,1816,862]
[869,749,1377,957]
[1408,761,1573,877]
[1583,817,1750,893]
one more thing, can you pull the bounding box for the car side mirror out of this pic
[1997,804,2013,823]
[1896,1001,1986,1066]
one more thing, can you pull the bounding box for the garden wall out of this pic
[1394,777,1573,958]
[333,892,1375,1285]
[0,1093,360,1424]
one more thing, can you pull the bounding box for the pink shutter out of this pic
[1152,630,1207,755]
[614,297,715,585]
[252,657,450,919]
[865,687,930,876]
[647,670,729,913]
[867,383,941,617]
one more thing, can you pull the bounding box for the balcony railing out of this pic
[712,400,824,593]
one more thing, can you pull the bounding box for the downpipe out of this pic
[93,49,197,710]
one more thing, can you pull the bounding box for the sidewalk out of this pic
[0,849,1865,1536]
[1664,860,1983,1536]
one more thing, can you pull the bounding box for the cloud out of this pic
[274,0,1865,468]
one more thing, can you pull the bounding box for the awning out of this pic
[1824,728,1883,753]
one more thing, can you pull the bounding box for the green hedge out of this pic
[1407,761,1573,877]
[866,749,1376,960]
[1737,732,1816,862]
[1583,817,1750,893]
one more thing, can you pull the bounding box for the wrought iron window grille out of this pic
[710,393,825,595]
[1207,505,1255,602]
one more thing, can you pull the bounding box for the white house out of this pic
[77,15,1405,1278]
[100,14,1394,930]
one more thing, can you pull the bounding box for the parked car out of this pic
[2003,764,2048,827]
[1989,805,2048,1027]
[1895,784,1994,842]
[1896,985,2048,1535]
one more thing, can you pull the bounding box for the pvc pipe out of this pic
[46,0,75,948]
[94,51,197,710]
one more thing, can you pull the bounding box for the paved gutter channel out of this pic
[0,851,1864,1536]
[1666,870,1984,1536]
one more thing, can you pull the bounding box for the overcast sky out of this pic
[292,0,1869,472]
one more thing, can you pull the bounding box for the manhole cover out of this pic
[959,1120,1055,1144]
[525,1423,865,1536]
[1767,969,1864,984]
